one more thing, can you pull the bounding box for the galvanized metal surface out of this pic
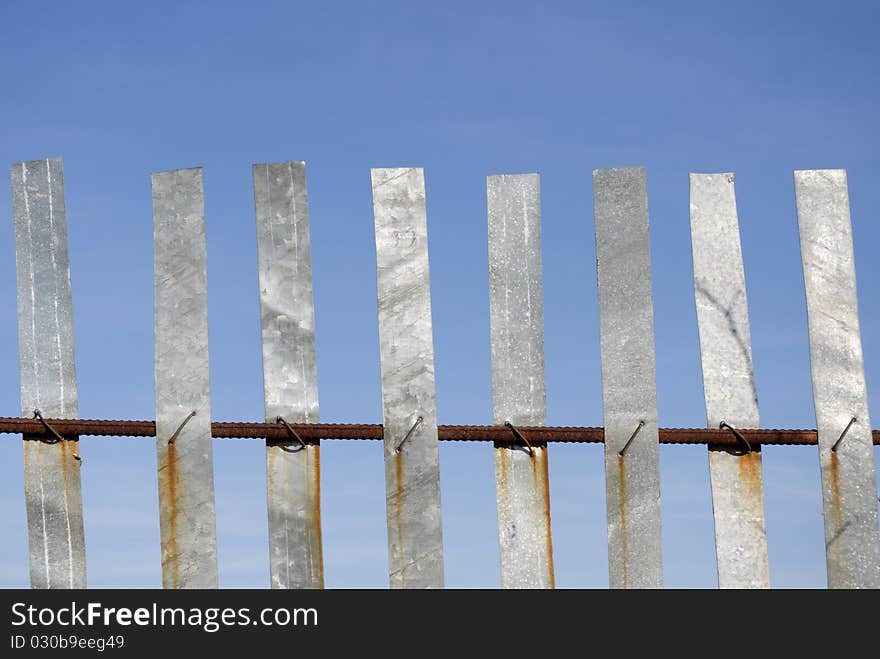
[794,169,880,588]
[487,174,554,588]
[593,167,663,588]
[371,167,444,588]
[11,157,86,589]
[253,161,323,589]
[689,173,770,589]
[152,168,218,589]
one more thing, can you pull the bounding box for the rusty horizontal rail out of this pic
[1,416,879,447]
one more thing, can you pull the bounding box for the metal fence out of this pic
[4,158,879,589]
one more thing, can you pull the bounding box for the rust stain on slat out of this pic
[618,455,627,589]
[59,440,74,531]
[737,448,763,500]
[59,439,69,486]
[161,443,180,589]
[394,450,404,583]
[311,444,324,588]
[830,451,842,534]
[531,445,555,587]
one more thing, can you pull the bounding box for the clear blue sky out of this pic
[1,0,878,588]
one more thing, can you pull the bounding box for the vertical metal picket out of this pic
[593,166,663,589]
[689,173,770,588]
[487,173,554,588]
[11,157,86,589]
[152,167,219,588]
[371,167,444,588]
[252,161,324,589]
[794,169,880,588]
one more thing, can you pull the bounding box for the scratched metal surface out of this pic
[253,162,323,589]
[795,169,880,588]
[689,173,770,589]
[11,158,86,589]
[593,167,663,588]
[371,167,444,588]
[487,174,554,588]
[152,168,218,588]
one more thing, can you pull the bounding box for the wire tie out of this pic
[395,416,424,454]
[619,420,646,457]
[33,409,82,462]
[276,416,307,451]
[504,421,535,457]
[831,416,857,453]
[719,420,752,455]
[167,410,197,446]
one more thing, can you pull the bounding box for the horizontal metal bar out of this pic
[1,417,878,446]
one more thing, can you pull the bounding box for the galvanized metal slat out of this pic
[689,173,770,589]
[794,169,880,588]
[592,166,663,588]
[152,167,218,589]
[252,161,323,589]
[371,167,444,588]
[11,157,86,589]
[487,173,554,588]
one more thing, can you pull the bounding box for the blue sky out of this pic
[1,0,879,587]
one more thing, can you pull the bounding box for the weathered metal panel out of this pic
[487,173,554,589]
[11,157,86,589]
[252,161,323,589]
[689,173,770,589]
[592,166,663,589]
[152,168,218,589]
[794,169,880,588]
[371,167,444,588]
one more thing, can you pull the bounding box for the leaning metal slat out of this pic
[152,168,218,588]
[11,157,86,589]
[593,166,663,588]
[487,173,554,588]
[253,161,324,589]
[689,173,770,588]
[371,167,444,588]
[794,169,880,588]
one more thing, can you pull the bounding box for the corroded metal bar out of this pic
[487,173,554,588]
[690,173,770,589]
[253,161,323,589]
[2,418,879,446]
[11,157,86,589]
[371,167,444,588]
[593,167,663,588]
[794,169,880,588]
[152,168,218,588]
